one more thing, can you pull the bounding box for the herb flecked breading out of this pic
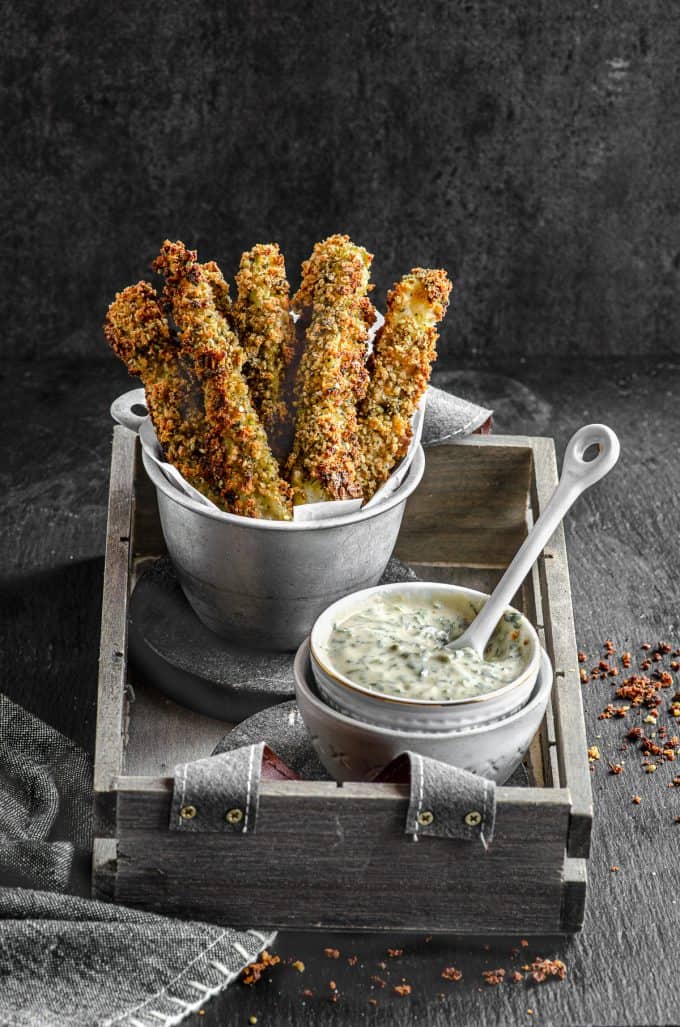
[152,240,293,520]
[357,268,452,497]
[286,234,374,503]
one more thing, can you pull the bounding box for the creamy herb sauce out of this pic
[323,593,530,701]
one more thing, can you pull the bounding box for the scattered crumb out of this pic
[632,795,642,804]
[324,947,340,959]
[387,948,403,958]
[522,958,567,982]
[241,950,280,986]
[610,865,620,872]
[482,968,506,985]
[291,960,305,973]
[393,984,412,996]
[441,966,463,982]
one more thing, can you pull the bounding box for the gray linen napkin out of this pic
[0,386,491,1026]
[0,694,274,1027]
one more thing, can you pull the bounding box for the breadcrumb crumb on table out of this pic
[441,966,463,981]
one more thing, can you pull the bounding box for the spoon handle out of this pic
[463,424,620,655]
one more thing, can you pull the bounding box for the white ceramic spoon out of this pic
[447,423,620,657]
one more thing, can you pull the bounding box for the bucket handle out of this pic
[111,388,148,435]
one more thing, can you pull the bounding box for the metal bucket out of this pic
[141,443,426,650]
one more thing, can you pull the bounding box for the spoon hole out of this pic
[582,442,600,462]
[131,403,148,418]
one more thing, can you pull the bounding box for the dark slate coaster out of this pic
[212,700,328,780]
[129,556,419,723]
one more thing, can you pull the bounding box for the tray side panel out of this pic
[530,438,593,858]
[394,440,533,568]
[114,781,572,934]
[93,426,136,834]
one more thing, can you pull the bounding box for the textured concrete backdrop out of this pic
[2,0,679,362]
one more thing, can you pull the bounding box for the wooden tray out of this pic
[92,427,591,934]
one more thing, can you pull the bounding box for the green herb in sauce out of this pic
[322,593,530,702]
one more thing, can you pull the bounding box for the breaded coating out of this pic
[202,260,232,322]
[233,244,295,438]
[287,235,373,503]
[153,240,293,521]
[357,268,453,497]
[103,282,226,508]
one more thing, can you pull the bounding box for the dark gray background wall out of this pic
[2,0,679,363]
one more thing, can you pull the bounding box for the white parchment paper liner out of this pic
[131,394,425,520]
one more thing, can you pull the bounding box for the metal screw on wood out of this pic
[180,804,197,820]
[225,808,244,824]
[417,810,434,826]
[464,810,482,827]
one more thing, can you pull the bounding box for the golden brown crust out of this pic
[152,240,293,520]
[287,235,373,503]
[357,268,453,497]
[202,260,232,322]
[103,282,226,508]
[233,243,296,438]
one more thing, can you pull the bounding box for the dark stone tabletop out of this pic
[3,351,678,1027]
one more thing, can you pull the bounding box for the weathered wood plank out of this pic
[523,510,561,788]
[91,838,118,903]
[395,439,533,568]
[560,857,587,932]
[114,780,571,933]
[530,438,593,858]
[123,680,233,777]
[93,426,135,834]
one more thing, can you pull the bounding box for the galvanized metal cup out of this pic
[140,442,426,651]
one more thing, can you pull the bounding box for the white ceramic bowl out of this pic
[295,639,553,783]
[309,583,540,732]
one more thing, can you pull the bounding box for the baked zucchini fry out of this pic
[202,260,232,322]
[153,240,293,521]
[103,282,225,508]
[287,234,373,503]
[357,268,453,498]
[233,243,295,437]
